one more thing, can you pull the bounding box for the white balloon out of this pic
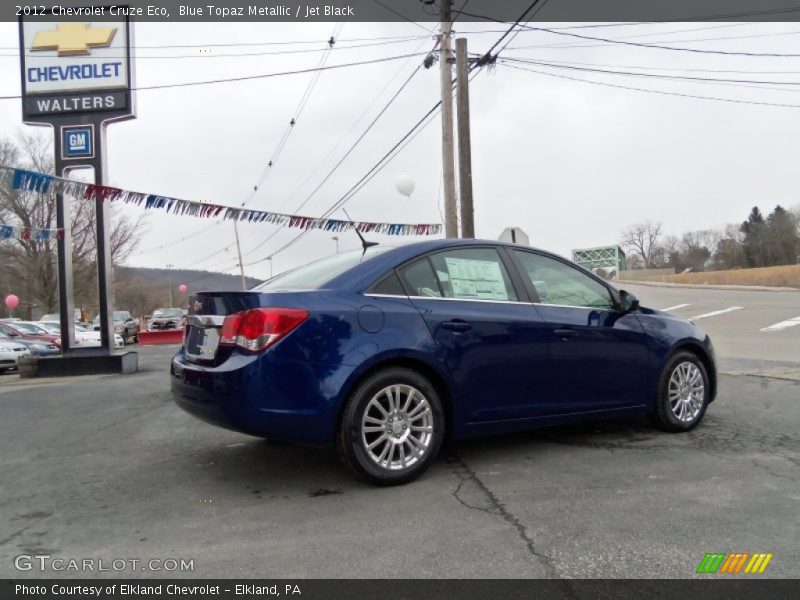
[396,175,415,197]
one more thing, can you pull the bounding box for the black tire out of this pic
[336,367,445,486]
[651,350,710,432]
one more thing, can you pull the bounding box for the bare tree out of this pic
[620,221,665,269]
[0,132,144,317]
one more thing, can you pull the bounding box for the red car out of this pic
[0,322,62,350]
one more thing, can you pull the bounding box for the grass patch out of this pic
[666,264,800,288]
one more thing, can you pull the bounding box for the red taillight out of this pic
[220,308,309,353]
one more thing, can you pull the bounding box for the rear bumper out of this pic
[170,349,350,445]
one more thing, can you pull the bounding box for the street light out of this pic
[332,236,339,254]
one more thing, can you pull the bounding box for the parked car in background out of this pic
[93,311,139,344]
[38,322,124,349]
[0,335,32,372]
[148,308,184,331]
[40,313,60,322]
[172,239,717,485]
[2,331,58,357]
[0,322,61,350]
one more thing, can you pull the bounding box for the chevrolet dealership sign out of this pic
[19,14,134,120]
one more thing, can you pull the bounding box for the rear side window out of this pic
[399,248,518,302]
[399,259,441,297]
[429,248,518,302]
[369,271,406,296]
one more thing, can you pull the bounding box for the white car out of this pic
[37,322,125,349]
[0,339,31,373]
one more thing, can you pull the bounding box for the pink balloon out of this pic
[5,294,19,310]
[178,284,188,294]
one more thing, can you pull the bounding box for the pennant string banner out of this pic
[0,166,442,237]
[0,223,64,241]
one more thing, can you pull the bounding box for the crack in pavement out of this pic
[0,526,30,547]
[445,453,569,586]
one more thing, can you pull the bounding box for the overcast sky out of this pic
[2,20,800,281]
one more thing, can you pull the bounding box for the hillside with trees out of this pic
[621,205,800,274]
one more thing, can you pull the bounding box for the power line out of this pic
[138,23,344,264]
[241,1,546,270]
[514,56,800,75]
[503,56,800,86]
[0,32,433,50]
[504,62,800,109]
[370,0,437,35]
[237,59,427,262]
[0,51,428,100]
[0,36,428,59]
[518,26,800,58]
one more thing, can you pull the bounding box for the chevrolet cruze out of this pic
[171,239,716,485]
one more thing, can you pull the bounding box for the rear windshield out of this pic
[253,247,389,292]
[153,309,182,318]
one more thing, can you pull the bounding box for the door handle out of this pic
[441,320,473,333]
[554,328,577,340]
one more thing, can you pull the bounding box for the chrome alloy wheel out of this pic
[361,384,434,471]
[668,361,705,423]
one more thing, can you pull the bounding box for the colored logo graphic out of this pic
[32,23,116,56]
[696,552,773,574]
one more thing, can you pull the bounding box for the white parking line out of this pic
[661,303,690,312]
[760,315,800,332]
[689,307,744,320]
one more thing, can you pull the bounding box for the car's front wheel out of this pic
[337,367,444,485]
[651,351,710,432]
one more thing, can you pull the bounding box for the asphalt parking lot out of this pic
[1,288,798,580]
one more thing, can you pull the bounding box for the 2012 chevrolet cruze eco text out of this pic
[171,239,716,485]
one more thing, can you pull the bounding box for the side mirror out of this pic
[619,290,640,313]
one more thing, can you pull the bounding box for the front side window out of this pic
[512,250,614,309]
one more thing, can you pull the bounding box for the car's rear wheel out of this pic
[651,350,710,432]
[336,367,444,485]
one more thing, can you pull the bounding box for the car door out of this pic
[398,246,555,422]
[509,249,649,413]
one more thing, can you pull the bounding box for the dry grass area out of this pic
[666,264,800,288]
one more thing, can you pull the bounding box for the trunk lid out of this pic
[184,291,262,363]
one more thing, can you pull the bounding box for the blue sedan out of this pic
[172,239,716,485]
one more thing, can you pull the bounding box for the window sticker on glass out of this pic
[444,257,510,300]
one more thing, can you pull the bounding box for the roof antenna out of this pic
[342,208,379,255]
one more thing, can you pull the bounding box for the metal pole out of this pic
[332,236,339,253]
[233,221,247,290]
[455,37,475,239]
[267,257,273,279]
[439,0,458,239]
[53,166,75,354]
[94,124,114,353]
[166,263,174,308]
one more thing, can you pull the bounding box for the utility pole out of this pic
[439,0,458,239]
[455,37,475,238]
[233,221,247,290]
[166,263,174,308]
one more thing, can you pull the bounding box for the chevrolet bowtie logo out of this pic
[31,23,117,57]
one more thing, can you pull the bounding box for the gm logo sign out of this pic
[61,125,94,160]
[696,552,773,574]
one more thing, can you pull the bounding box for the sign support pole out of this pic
[94,124,114,352]
[52,131,76,353]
